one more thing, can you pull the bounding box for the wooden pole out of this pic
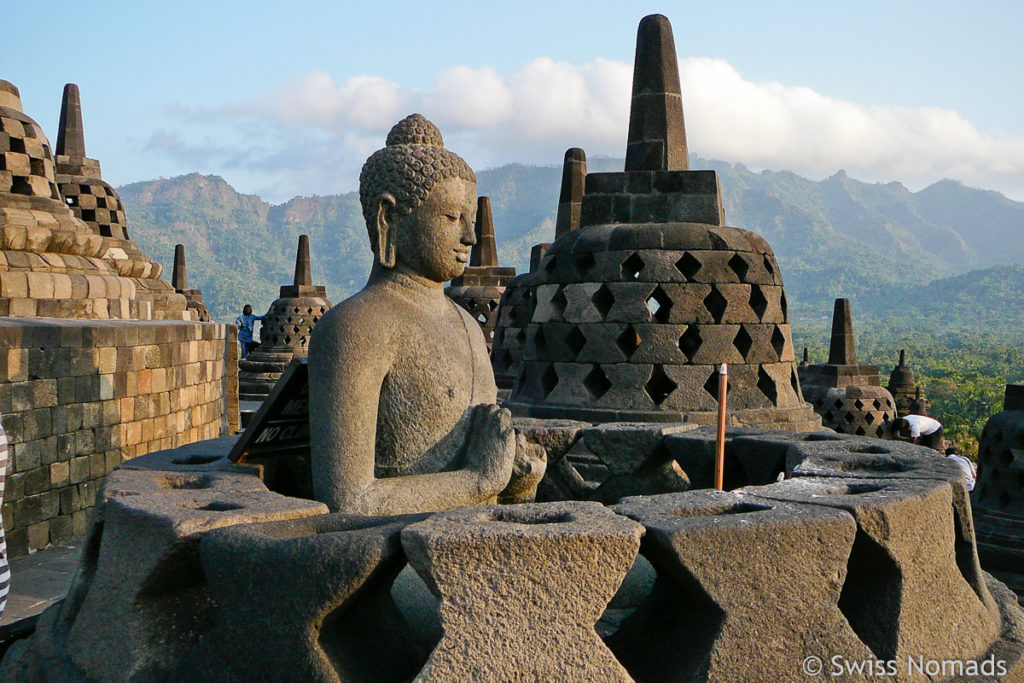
[715,363,728,490]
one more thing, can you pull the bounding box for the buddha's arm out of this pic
[309,310,514,514]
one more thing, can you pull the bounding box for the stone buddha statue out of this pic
[309,114,543,514]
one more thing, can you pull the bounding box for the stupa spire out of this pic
[470,197,498,267]
[294,234,312,286]
[625,14,688,172]
[56,83,86,158]
[555,148,587,239]
[172,244,187,290]
[827,298,857,365]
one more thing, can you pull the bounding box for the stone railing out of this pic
[3,427,1022,681]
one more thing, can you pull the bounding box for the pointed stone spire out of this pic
[293,234,312,286]
[827,298,857,365]
[470,197,498,267]
[802,347,810,365]
[625,14,688,172]
[555,148,587,239]
[280,234,326,298]
[56,83,86,158]
[898,349,906,367]
[172,244,188,291]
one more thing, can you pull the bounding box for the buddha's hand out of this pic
[465,403,517,498]
[498,433,547,504]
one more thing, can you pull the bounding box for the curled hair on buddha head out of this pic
[359,114,476,264]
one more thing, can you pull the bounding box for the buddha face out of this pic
[393,176,477,283]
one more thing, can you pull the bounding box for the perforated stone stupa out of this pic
[504,17,818,429]
[238,234,331,401]
[887,348,930,415]
[799,298,896,437]
[492,148,586,391]
[0,80,189,320]
[171,244,211,322]
[445,196,516,350]
[973,383,1024,601]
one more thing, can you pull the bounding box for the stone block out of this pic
[27,521,49,550]
[611,489,870,681]
[748,476,1000,663]
[402,502,642,681]
[63,479,327,681]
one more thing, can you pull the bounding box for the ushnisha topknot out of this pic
[359,114,475,235]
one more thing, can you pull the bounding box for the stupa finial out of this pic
[624,14,688,172]
[471,197,498,267]
[172,244,187,291]
[294,234,312,286]
[56,83,86,158]
[555,148,587,239]
[827,298,857,365]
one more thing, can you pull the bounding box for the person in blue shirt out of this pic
[235,304,265,359]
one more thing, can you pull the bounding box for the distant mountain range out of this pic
[118,160,1024,333]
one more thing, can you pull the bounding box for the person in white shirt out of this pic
[891,414,944,451]
[945,447,977,492]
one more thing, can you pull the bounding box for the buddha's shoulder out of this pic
[314,289,396,343]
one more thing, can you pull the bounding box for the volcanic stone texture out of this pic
[974,384,1024,602]
[4,429,1024,682]
[402,501,642,682]
[506,218,819,430]
[0,318,237,556]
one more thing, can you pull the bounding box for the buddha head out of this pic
[359,114,478,282]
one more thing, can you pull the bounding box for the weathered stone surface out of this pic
[505,17,816,431]
[748,476,1000,664]
[59,470,326,681]
[973,384,1024,603]
[401,501,642,682]
[310,115,539,514]
[612,489,870,682]
[182,513,429,682]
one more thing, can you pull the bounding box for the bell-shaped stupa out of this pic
[0,80,189,320]
[491,147,586,393]
[445,196,516,350]
[237,234,331,400]
[887,349,930,415]
[504,16,818,429]
[973,383,1024,601]
[798,298,897,437]
[171,244,211,322]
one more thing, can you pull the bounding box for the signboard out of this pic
[229,359,313,497]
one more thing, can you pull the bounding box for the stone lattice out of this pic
[238,235,331,401]
[799,299,896,438]
[504,17,818,430]
[492,148,585,392]
[0,80,190,321]
[445,197,515,350]
[973,383,1024,601]
[6,426,1023,681]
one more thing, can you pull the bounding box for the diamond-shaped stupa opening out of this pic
[645,365,677,406]
[646,286,672,323]
[583,366,612,401]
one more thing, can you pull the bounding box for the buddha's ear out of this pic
[375,193,398,268]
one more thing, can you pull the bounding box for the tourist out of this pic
[945,446,977,491]
[891,414,945,451]
[235,304,265,359]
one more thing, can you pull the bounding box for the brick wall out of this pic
[0,318,238,556]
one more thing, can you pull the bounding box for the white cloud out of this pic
[160,55,1024,202]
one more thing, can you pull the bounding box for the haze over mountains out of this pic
[118,159,1024,332]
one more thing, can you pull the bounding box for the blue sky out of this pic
[4,0,1023,202]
